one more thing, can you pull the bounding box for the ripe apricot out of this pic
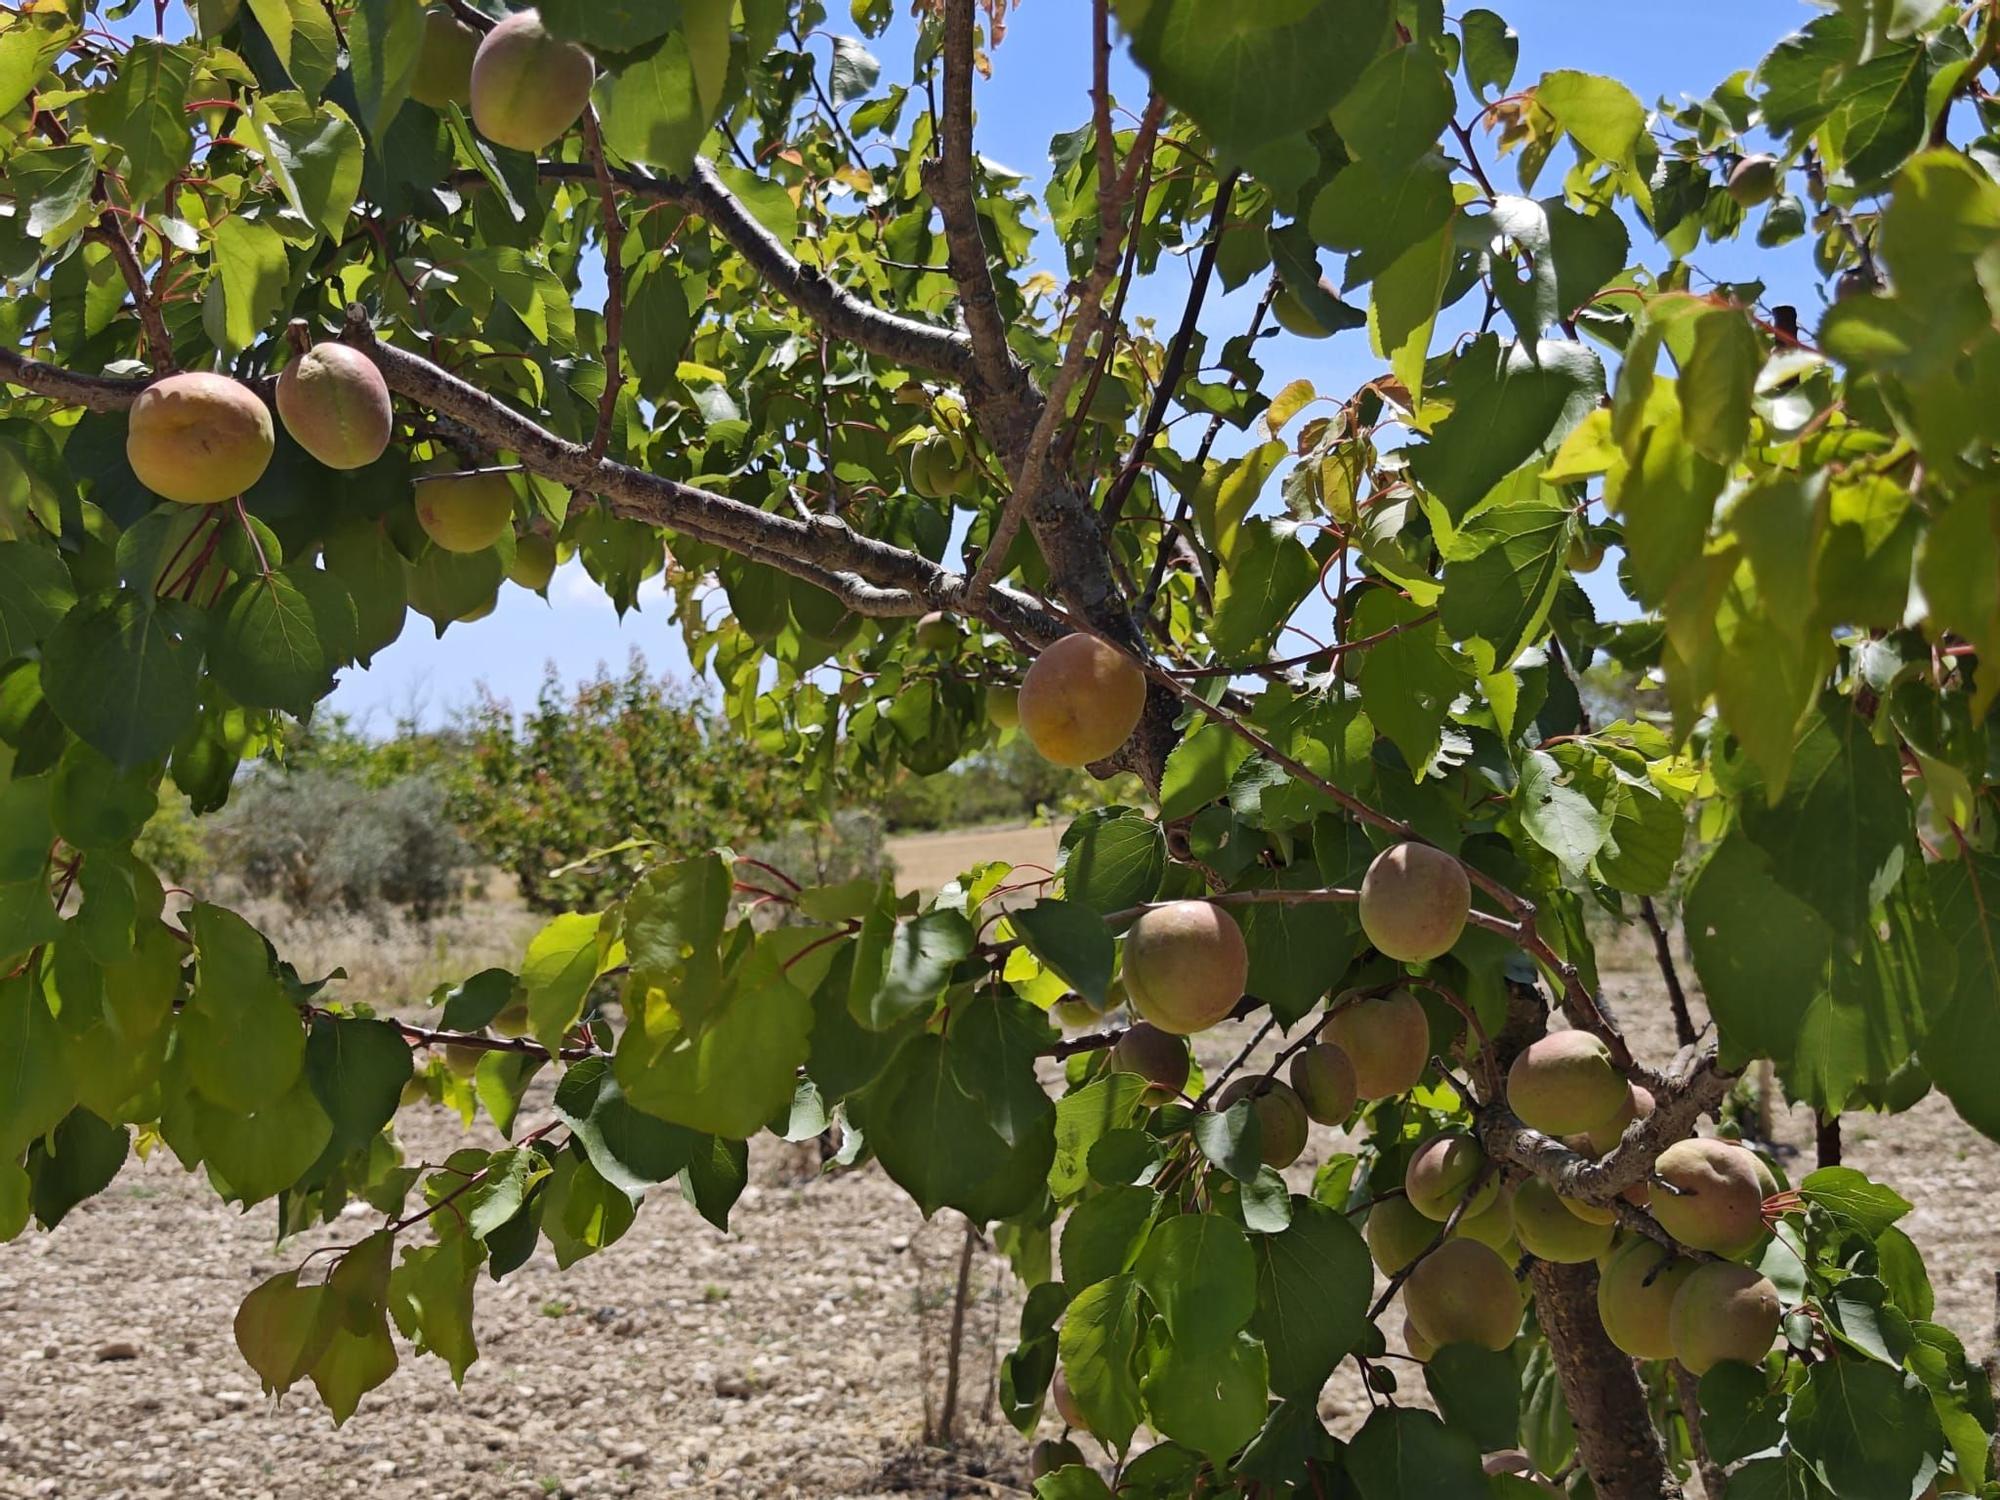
[1596,1237,1698,1360]
[1405,1132,1499,1222]
[1358,842,1470,962]
[1107,1021,1189,1104]
[277,342,393,470]
[1506,1030,1629,1137]
[1669,1261,1781,1374]
[1403,1237,1521,1353]
[1051,1369,1087,1431]
[469,8,594,154]
[1018,633,1148,766]
[1651,1138,1767,1258]
[1216,1075,1309,1169]
[1323,990,1431,1098]
[1288,1043,1357,1125]
[127,372,273,505]
[1122,901,1247,1035]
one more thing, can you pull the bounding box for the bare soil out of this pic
[3,830,1995,1499]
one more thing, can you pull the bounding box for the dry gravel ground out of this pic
[4,835,1998,1499]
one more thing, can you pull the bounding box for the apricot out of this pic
[416,464,515,553]
[1121,901,1247,1036]
[1512,1177,1614,1264]
[987,686,1020,730]
[509,533,557,591]
[914,611,959,651]
[1402,1314,1436,1363]
[409,7,478,109]
[1405,1131,1498,1222]
[1506,1030,1629,1137]
[1669,1261,1780,1374]
[443,1043,482,1078]
[1107,1021,1189,1104]
[1323,990,1431,1098]
[1727,153,1781,208]
[1018,633,1148,766]
[277,342,393,471]
[908,435,974,499]
[1567,532,1606,574]
[491,1000,531,1038]
[127,372,274,504]
[1452,1182,1516,1252]
[1403,1237,1521,1353]
[1596,1237,1698,1360]
[1051,1369,1086,1431]
[1584,1082,1654,1154]
[1366,1195,1439,1277]
[1216,1075,1309,1169]
[1651,1138,1767,1258]
[1050,991,1106,1032]
[1358,842,1470,962]
[469,8,594,154]
[1288,1043,1357,1125]
[1030,1438,1087,1479]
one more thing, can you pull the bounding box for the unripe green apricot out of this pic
[1596,1237,1698,1360]
[1018,633,1148,766]
[1651,1137,1768,1258]
[127,372,274,505]
[1030,1438,1087,1479]
[491,1000,531,1038]
[1403,1237,1522,1354]
[1107,1021,1190,1104]
[509,533,557,591]
[1216,1075,1309,1169]
[1359,842,1470,962]
[1366,1194,1439,1277]
[1506,1030,1630,1137]
[1669,1260,1780,1374]
[1512,1176,1615,1264]
[469,8,594,154]
[1405,1131,1499,1222]
[277,342,394,471]
[1121,900,1248,1036]
[914,611,959,651]
[1727,153,1781,208]
[1402,1314,1436,1362]
[1288,1042,1357,1125]
[409,7,478,109]
[1050,992,1106,1032]
[1452,1182,1515,1252]
[987,686,1020,730]
[1323,990,1431,1099]
[416,464,515,553]
[1567,531,1606,574]
[443,1042,482,1078]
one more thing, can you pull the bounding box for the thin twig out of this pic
[580,109,626,468]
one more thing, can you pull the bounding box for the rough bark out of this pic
[1530,1260,1685,1499]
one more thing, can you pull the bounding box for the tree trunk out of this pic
[1530,1259,1684,1499]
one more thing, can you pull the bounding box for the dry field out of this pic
[3,825,1996,1499]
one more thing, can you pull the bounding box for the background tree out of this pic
[1,2,1997,1497]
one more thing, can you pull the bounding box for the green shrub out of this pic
[879,735,1141,832]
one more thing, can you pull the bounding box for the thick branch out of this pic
[0,343,165,411]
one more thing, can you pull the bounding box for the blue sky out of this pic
[327,1,1827,730]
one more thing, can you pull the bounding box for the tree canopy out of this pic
[4,1,2000,1496]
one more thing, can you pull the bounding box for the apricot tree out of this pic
[2,2,1999,1497]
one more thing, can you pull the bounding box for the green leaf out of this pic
[309,1234,398,1424]
[1060,1185,1158,1288]
[1193,1100,1264,1183]
[1133,1213,1256,1353]
[0,774,53,883]
[0,542,77,660]
[1211,519,1319,657]
[25,1105,127,1229]
[51,740,157,851]
[1249,1196,1374,1397]
[180,904,306,1115]
[1237,864,1355,1026]
[17,144,97,242]
[85,41,194,205]
[1113,0,1393,157]
[0,15,72,118]
[1344,1406,1489,1498]
[1700,1360,1788,1466]
[1059,809,1165,915]
[1051,1074,1151,1198]
[1408,336,1605,520]
[593,3,731,176]
[520,910,612,1055]
[1309,156,1454,286]
[1484,195,1630,343]
[540,0,681,48]
[829,36,880,108]
[41,593,204,771]
[850,905,973,1030]
[347,0,426,136]
[1354,591,1468,778]
[389,1233,482,1384]
[1460,9,1518,97]
[1922,854,2000,1142]
[1681,307,1761,466]
[261,104,365,244]
[1515,746,1612,879]
[1536,69,1645,167]
[192,1071,333,1206]
[209,572,332,714]
[234,1271,334,1397]
[459,1146,550,1242]
[1424,1344,1521,1452]
[209,216,290,355]
[1057,1275,1146,1449]
[304,1016,412,1161]
[553,1054,696,1193]
[1800,1165,1912,1237]
[1787,1358,1945,1499]
[1140,1328,1268,1461]
[1438,499,1570,665]
[1013,899,1114,1010]
[1331,43,1454,173]
[1917,491,2000,716]
[947,992,1058,1150]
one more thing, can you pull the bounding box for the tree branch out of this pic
[578,109,625,468]
[1638,895,1698,1048]
[87,215,173,372]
